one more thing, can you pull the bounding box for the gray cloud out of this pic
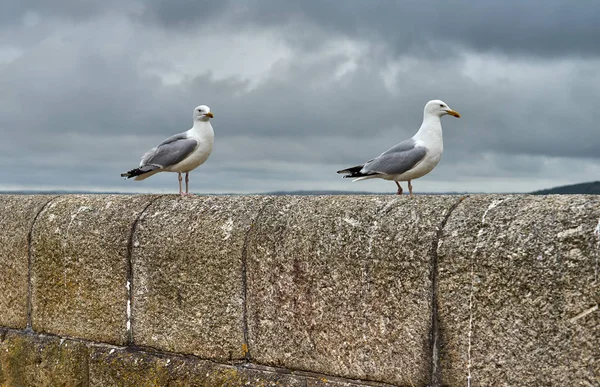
[6,1,600,58]
[139,0,600,58]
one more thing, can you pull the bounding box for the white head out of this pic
[424,100,460,118]
[193,105,214,122]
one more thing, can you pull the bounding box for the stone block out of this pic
[89,346,304,386]
[132,196,271,360]
[31,195,157,344]
[0,330,88,387]
[246,195,462,385]
[0,195,55,328]
[438,195,600,386]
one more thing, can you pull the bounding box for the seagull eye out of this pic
[439,104,444,107]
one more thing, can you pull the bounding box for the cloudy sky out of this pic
[1,1,599,194]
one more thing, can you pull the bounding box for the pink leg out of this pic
[176,172,193,196]
[178,173,183,195]
[395,181,403,195]
[408,180,413,195]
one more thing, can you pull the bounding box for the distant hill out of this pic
[531,181,600,195]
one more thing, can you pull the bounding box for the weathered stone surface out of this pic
[0,330,88,387]
[0,195,55,328]
[132,195,271,360]
[3,193,598,386]
[306,376,381,387]
[438,195,600,386]
[89,346,304,386]
[31,195,157,345]
[246,195,462,385]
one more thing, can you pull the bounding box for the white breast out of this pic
[167,123,214,173]
[405,148,442,180]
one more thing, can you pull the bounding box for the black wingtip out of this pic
[342,171,378,179]
[120,169,138,179]
[121,165,160,179]
[121,167,146,179]
[337,164,375,179]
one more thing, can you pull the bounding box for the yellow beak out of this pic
[205,112,214,118]
[446,109,460,118]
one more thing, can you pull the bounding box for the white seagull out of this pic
[121,105,215,196]
[337,100,460,195]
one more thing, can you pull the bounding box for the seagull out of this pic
[337,100,460,195]
[121,105,215,196]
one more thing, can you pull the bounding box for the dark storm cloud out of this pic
[11,1,598,58]
[140,0,600,58]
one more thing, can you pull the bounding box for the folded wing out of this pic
[141,133,198,168]
[337,138,427,178]
[121,133,198,180]
[362,139,427,176]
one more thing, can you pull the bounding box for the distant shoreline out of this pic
[1,180,599,195]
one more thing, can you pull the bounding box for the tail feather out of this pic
[337,164,379,179]
[120,165,159,179]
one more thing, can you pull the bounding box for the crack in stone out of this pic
[568,304,598,324]
[126,195,165,345]
[27,195,61,331]
[240,196,274,363]
[428,195,469,387]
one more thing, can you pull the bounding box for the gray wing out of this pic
[140,133,198,168]
[362,139,427,175]
[380,138,419,155]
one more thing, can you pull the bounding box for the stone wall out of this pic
[0,194,598,386]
